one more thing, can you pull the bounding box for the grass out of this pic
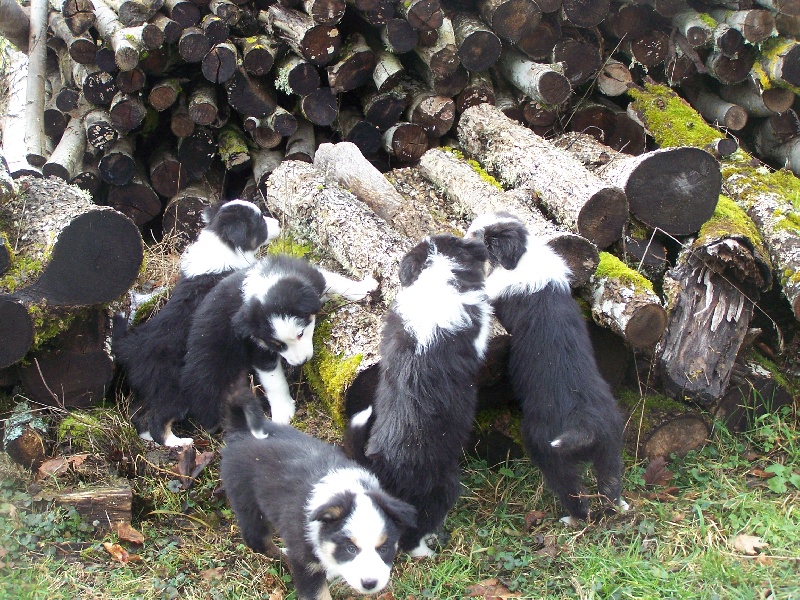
[1,392,798,600]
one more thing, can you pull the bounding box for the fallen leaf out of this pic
[38,457,69,478]
[103,542,141,563]
[643,456,674,486]
[177,446,197,487]
[200,567,224,581]
[524,510,546,530]
[375,593,395,600]
[116,522,145,545]
[732,534,769,555]
[191,451,215,479]
[464,578,521,598]
[0,547,8,559]
[748,468,775,479]
[754,555,773,566]
[534,534,560,559]
[267,590,284,600]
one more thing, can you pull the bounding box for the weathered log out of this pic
[628,83,800,320]
[554,132,722,236]
[561,0,610,28]
[403,78,455,138]
[25,0,49,167]
[274,53,321,96]
[202,40,240,84]
[496,47,571,106]
[552,33,602,87]
[225,67,278,117]
[656,196,772,403]
[360,86,407,131]
[188,81,220,126]
[451,11,501,72]
[109,91,147,135]
[624,30,670,68]
[61,0,96,36]
[162,172,221,243]
[382,121,428,163]
[477,0,540,43]
[209,0,241,25]
[417,147,599,287]
[90,0,142,71]
[397,0,443,33]
[285,117,316,162]
[116,67,146,94]
[148,78,183,112]
[218,124,251,171]
[42,117,88,181]
[581,252,667,350]
[752,115,800,175]
[412,16,459,81]
[170,94,196,138]
[303,0,346,24]
[102,0,165,26]
[99,136,136,185]
[177,126,216,178]
[2,49,42,177]
[0,177,143,368]
[718,78,796,117]
[178,26,212,63]
[18,307,114,408]
[106,162,162,226]
[458,103,628,249]
[49,11,97,65]
[672,8,715,47]
[54,482,133,527]
[237,34,277,77]
[706,8,775,43]
[77,66,118,106]
[149,143,188,197]
[326,32,376,94]
[71,154,103,197]
[300,87,338,126]
[333,107,381,156]
[705,43,754,85]
[264,4,342,66]
[755,37,800,89]
[153,12,182,44]
[596,59,634,97]
[379,17,418,53]
[456,70,495,114]
[164,0,200,28]
[201,13,230,45]
[515,16,560,60]
[615,222,671,283]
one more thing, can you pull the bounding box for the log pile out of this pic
[2,0,800,465]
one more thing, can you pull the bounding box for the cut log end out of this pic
[536,70,572,105]
[546,234,598,289]
[577,187,629,249]
[624,303,668,350]
[643,416,709,460]
[0,299,34,369]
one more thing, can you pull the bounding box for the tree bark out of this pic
[496,47,571,106]
[265,4,342,66]
[61,0,96,35]
[2,49,42,177]
[476,0,540,43]
[54,482,132,527]
[326,33,376,94]
[25,0,49,167]
[381,121,429,163]
[42,117,88,181]
[458,103,628,249]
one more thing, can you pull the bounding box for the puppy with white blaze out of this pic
[180,254,378,436]
[220,387,417,600]
[113,200,280,446]
[466,212,628,524]
[346,234,492,557]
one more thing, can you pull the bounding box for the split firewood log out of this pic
[416,147,599,287]
[54,481,133,527]
[553,132,722,236]
[656,196,773,403]
[0,177,143,368]
[627,83,800,321]
[458,103,629,249]
[581,252,667,350]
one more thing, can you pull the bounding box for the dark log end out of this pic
[762,87,796,114]
[578,187,628,248]
[546,235,599,289]
[302,25,342,66]
[723,105,749,131]
[458,31,502,72]
[626,303,668,350]
[302,87,339,126]
[382,18,418,54]
[643,415,708,460]
[537,70,572,105]
[561,0,610,28]
[0,299,34,368]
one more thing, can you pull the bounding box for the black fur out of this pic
[347,234,491,554]
[471,213,626,521]
[113,200,274,445]
[221,388,416,600]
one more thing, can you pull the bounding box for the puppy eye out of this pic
[346,543,358,555]
[297,330,304,340]
[377,543,392,556]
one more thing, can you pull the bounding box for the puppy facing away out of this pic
[113,200,280,446]
[466,212,628,524]
[220,387,417,600]
[346,234,492,557]
[179,254,378,437]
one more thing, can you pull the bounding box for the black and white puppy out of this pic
[179,254,378,436]
[220,387,417,600]
[346,234,492,557]
[466,212,628,524]
[113,200,280,446]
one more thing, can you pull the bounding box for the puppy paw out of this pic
[618,498,630,512]
[408,538,436,558]
[269,397,296,424]
[344,276,379,302]
[138,431,154,442]
[559,515,582,527]
[164,433,195,447]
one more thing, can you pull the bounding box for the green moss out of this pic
[473,406,523,447]
[698,195,766,254]
[0,252,44,294]
[748,350,800,400]
[627,83,724,149]
[266,236,312,258]
[27,304,81,353]
[697,12,717,28]
[757,38,800,94]
[302,315,362,430]
[442,146,503,190]
[594,251,654,292]
[131,288,170,327]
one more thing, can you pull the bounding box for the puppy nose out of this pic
[361,578,378,591]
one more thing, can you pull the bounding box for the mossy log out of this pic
[581,252,667,350]
[458,103,629,249]
[552,132,722,236]
[0,177,143,368]
[656,196,773,404]
[3,400,49,470]
[313,141,435,240]
[627,83,800,321]
[417,147,598,288]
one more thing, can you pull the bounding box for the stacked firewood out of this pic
[2,0,800,461]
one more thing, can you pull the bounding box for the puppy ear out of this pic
[310,491,356,524]
[203,202,223,224]
[231,301,258,341]
[217,215,250,250]
[484,223,526,270]
[367,490,417,530]
[399,240,431,287]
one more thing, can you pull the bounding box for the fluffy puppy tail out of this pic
[225,385,275,441]
[110,313,129,361]
[549,428,597,454]
[343,405,375,464]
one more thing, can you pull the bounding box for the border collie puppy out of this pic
[346,234,492,557]
[220,387,417,600]
[179,254,378,436]
[113,200,280,446]
[466,212,628,524]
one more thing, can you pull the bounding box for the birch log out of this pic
[2,48,41,177]
[417,147,599,287]
[458,103,629,249]
[0,0,30,52]
[24,0,49,167]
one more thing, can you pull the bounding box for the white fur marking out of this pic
[350,406,372,428]
[394,252,489,352]
[320,269,378,302]
[255,362,295,424]
[224,199,262,215]
[550,438,562,448]
[560,515,580,526]
[242,269,284,302]
[163,433,195,447]
[272,315,316,366]
[264,216,281,242]
[618,498,630,512]
[408,538,436,558]
[181,230,258,278]
[139,431,153,442]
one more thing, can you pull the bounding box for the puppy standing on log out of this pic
[346,234,492,556]
[221,387,417,600]
[466,212,628,524]
[180,254,378,436]
[113,200,280,446]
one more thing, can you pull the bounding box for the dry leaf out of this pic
[268,590,284,600]
[524,510,547,530]
[375,593,396,600]
[465,577,522,598]
[732,534,769,555]
[38,457,69,478]
[200,567,224,581]
[102,542,141,563]
[748,468,775,479]
[116,522,145,545]
[643,456,674,486]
